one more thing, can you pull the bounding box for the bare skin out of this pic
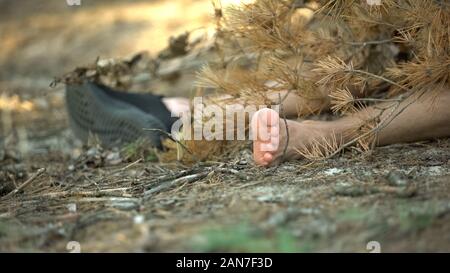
[266,90,330,117]
[164,87,450,167]
[162,97,190,117]
[252,89,450,166]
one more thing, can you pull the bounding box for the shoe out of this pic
[94,83,176,131]
[65,82,167,148]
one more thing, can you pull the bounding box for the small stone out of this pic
[238,160,247,165]
[105,151,122,166]
[67,203,77,213]
[133,215,145,224]
[86,147,99,157]
[282,165,296,171]
[386,170,409,187]
[324,168,343,176]
[257,194,277,202]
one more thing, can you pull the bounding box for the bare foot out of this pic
[251,108,340,166]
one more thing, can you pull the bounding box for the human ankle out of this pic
[301,119,350,143]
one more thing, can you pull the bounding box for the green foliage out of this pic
[396,202,441,233]
[192,222,314,252]
[122,138,158,162]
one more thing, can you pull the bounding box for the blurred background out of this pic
[0,0,223,158]
[0,0,216,81]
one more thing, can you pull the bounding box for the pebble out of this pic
[386,170,409,187]
[67,203,77,213]
[133,215,145,225]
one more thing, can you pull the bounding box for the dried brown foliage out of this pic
[193,0,449,161]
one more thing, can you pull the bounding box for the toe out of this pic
[263,152,273,162]
[251,108,282,167]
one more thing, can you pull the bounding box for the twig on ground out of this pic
[142,169,194,190]
[118,158,143,172]
[236,179,269,189]
[38,188,132,199]
[3,168,46,199]
[143,171,211,198]
[75,197,140,203]
[215,167,250,181]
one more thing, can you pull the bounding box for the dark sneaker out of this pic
[65,82,168,148]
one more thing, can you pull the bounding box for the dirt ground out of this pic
[0,0,449,252]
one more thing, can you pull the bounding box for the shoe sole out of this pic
[65,82,166,148]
